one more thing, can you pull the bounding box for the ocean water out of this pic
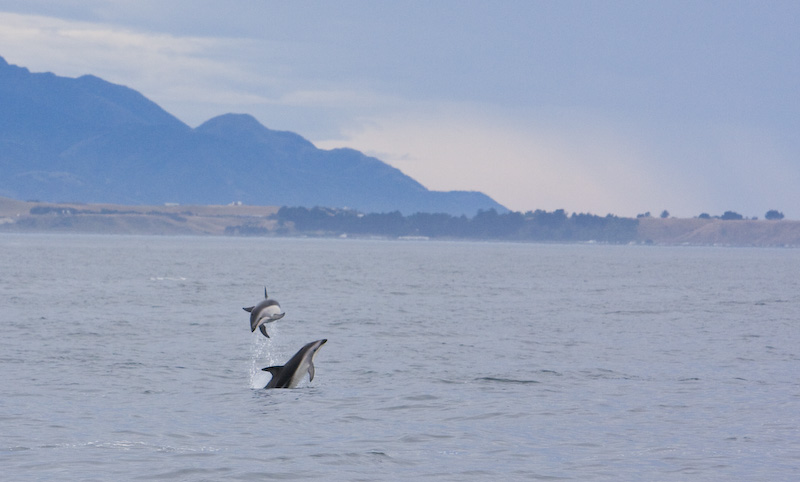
[1,234,799,481]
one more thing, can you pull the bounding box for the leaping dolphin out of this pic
[261,339,327,388]
[243,287,285,338]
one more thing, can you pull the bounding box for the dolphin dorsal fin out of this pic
[262,366,283,375]
[259,324,270,338]
[308,363,315,382]
[243,306,254,313]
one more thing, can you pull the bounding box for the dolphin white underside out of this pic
[256,305,285,325]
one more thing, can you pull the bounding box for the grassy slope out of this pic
[0,197,279,235]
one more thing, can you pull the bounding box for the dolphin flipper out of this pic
[259,324,270,338]
[308,363,315,382]
[243,306,254,313]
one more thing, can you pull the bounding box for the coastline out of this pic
[2,197,799,246]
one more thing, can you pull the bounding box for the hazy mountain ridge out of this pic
[0,55,505,216]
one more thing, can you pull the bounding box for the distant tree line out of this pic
[765,210,785,220]
[697,211,747,220]
[696,210,785,221]
[637,209,786,221]
[271,206,639,243]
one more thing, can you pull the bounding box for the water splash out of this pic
[248,324,284,388]
[248,336,270,388]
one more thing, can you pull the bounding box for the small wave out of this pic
[755,298,789,305]
[34,440,220,454]
[2,446,30,452]
[475,377,540,385]
[403,394,439,401]
[581,368,644,381]
[605,309,670,316]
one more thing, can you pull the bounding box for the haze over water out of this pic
[2,234,799,480]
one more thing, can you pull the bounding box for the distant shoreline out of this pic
[2,197,799,247]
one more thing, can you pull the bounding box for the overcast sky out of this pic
[1,1,798,218]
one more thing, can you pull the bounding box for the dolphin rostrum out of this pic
[261,339,327,389]
[243,287,285,338]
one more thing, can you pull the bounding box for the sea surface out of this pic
[1,234,799,481]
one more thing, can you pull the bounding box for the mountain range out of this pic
[0,55,506,216]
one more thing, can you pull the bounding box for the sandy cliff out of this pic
[636,217,800,247]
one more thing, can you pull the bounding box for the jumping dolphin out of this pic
[261,339,327,389]
[243,287,285,338]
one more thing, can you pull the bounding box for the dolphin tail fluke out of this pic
[243,306,254,313]
[264,287,268,299]
[259,324,270,338]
